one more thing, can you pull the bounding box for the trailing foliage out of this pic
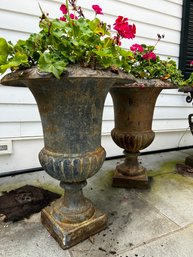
[126,39,185,86]
[0,0,192,87]
[0,1,136,78]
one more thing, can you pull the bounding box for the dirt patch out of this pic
[0,185,60,222]
[176,163,193,177]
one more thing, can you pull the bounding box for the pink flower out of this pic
[60,16,67,22]
[190,61,193,66]
[60,4,68,15]
[142,52,156,61]
[70,13,78,20]
[113,16,136,39]
[92,5,103,15]
[130,44,144,53]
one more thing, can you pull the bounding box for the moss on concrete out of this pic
[0,182,26,195]
[40,183,63,195]
[0,181,63,196]
[147,159,193,191]
[147,160,184,177]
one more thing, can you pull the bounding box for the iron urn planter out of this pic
[178,86,193,167]
[1,66,133,249]
[110,79,176,189]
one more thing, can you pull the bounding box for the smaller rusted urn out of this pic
[1,66,134,249]
[110,79,176,189]
[178,87,193,167]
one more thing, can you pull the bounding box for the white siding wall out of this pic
[0,0,192,173]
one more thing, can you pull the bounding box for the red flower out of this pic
[130,44,144,53]
[126,24,136,39]
[142,52,157,61]
[60,16,67,22]
[190,61,193,66]
[92,5,103,15]
[113,16,136,39]
[60,4,68,15]
[70,13,78,20]
[113,16,128,31]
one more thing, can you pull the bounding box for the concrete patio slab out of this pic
[1,149,193,257]
[117,224,193,257]
[138,151,193,226]
[0,215,71,257]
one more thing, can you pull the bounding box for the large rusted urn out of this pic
[1,66,134,249]
[110,79,176,189]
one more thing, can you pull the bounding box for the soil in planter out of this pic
[0,185,60,222]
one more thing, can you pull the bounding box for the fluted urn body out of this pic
[110,79,176,189]
[1,66,133,249]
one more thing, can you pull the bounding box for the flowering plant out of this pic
[125,35,185,86]
[0,0,192,87]
[179,62,193,88]
[0,0,136,78]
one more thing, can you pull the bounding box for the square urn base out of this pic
[41,205,108,250]
[112,169,149,189]
[185,155,193,167]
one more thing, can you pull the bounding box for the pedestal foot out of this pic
[41,199,107,249]
[185,155,193,167]
[112,152,149,189]
[41,181,107,249]
[112,169,149,189]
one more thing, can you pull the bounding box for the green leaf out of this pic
[38,52,67,78]
[0,38,11,65]
[120,48,134,58]
[94,48,114,58]
[0,52,28,73]
[88,18,105,36]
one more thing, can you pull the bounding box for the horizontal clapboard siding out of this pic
[1,0,192,173]
[0,89,191,136]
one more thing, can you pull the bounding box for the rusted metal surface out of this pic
[178,86,193,104]
[1,66,135,249]
[41,204,107,249]
[41,180,108,249]
[178,88,193,167]
[110,80,175,189]
[112,169,149,189]
[39,146,106,182]
[185,155,193,169]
